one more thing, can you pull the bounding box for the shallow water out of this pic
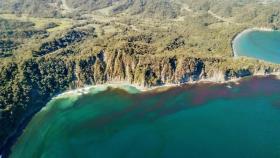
[233,30,280,64]
[10,77,280,158]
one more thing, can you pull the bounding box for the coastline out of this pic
[9,76,280,158]
[231,27,276,58]
[2,32,280,157]
[2,25,280,156]
[54,71,280,99]
[1,72,280,158]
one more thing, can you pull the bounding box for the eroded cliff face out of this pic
[0,47,279,155]
[74,51,219,87]
[74,49,279,87]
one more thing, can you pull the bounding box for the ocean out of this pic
[9,76,280,158]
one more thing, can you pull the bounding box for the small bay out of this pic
[233,29,280,64]
[10,76,280,158]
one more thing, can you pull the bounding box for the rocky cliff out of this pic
[1,44,280,156]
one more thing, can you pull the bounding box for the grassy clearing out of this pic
[0,14,74,32]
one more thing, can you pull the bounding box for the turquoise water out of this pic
[233,30,280,64]
[10,77,280,158]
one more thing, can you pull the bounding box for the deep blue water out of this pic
[233,30,280,64]
[10,77,280,158]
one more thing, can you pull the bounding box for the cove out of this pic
[10,76,280,158]
[233,29,280,64]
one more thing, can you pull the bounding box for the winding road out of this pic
[174,3,241,26]
[208,10,242,25]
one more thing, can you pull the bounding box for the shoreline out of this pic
[231,27,276,58]
[54,72,280,99]
[1,73,280,158]
[2,29,280,156]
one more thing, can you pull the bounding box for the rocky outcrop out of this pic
[165,36,185,51]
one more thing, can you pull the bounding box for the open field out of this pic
[0,14,74,32]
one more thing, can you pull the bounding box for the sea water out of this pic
[10,76,280,158]
[233,29,280,64]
